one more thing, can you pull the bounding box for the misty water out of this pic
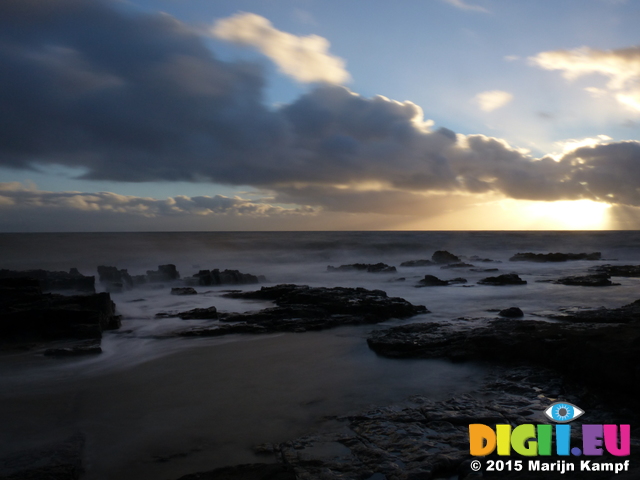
[2,231,640,479]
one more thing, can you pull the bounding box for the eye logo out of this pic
[544,402,584,423]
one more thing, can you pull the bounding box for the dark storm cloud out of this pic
[2,0,640,213]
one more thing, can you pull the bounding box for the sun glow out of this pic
[522,199,611,230]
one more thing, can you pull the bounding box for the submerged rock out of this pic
[44,341,102,356]
[440,262,474,269]
[478,273,526,285]
[327,263,397,273]
[431,250,461,264]
[537,298,640,323]
[510,252,601,262]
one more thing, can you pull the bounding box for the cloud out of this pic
[473,90,514,112]
[441,0,489,13]
[0,182,314,217]
[3,0,640,219]
[530,45,640,112]
[211,12,349,84]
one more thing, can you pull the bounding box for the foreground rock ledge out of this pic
[175,285,428,337]
[367,317,640,406]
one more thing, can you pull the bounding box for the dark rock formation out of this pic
[468,255,500,263]
[0,281,119,342]
[440,262,473,269]
[0,269,95,293]
[498,307,524,317]
[367,318,640,405]
[417,275,467,287]
[510,252,601,262]
[175,463,296,480]
[156,306,218,320]
[97,265,133,292]
[478,273,526,285]
[470,267,499,272]
[171,287,197,296]
[327,263,397,273]
[400,259,434,267]
[543,273,619,287]
[431,250,461,264]
[591,264,640,277]
[147,264,180,282]
[191,269,265,286]
[537,298,640,323]
[275,365,640,480]
[174,285,427,337]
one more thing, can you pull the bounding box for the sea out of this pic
[1,231,639,480]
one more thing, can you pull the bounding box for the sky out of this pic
[1,0,639,231]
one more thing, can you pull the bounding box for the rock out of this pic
[147,264,180,282]
[440,262,473,269]
[0,287,120,341]
[175,285,427,337]
[537,298,640,323]
[468,255,500,263]
[191,269,265,286]
[549,273,619,287]
[157,306,218,320]
[171,287,197,295]
[498,307,524,317]
[97,265,133,291]
[0,269,95,293]
[327,263,397,273]
[44,341,102,356]
[478,273,526,285]
[417,274,448,286]
[367,317,640,406]
[431,251,460,264]
[590,264,640,277]
[509,252,601,262]
[470,267,499,272]
[400,259,434,267]
[175,463,296,480]
[417,275,467,287]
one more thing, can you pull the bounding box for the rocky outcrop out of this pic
[417,275,467,287]
[400,259,433,267]
[440,262,474,269]
[327,263,397,273]
[97,265,133,292]
[478,273,526,285]
[591,264,640,277]
[156,306,218,320]
[190,269,265,286]
[498,306,524,317]
[367,317,640,405]
[540,273,619,287]
[510,252,601,262]
[146,264,180,282]
[0,269,95,293]
[0,280,120,342]
[174,285,427,337]
[431,250,461,264]
[171,287,197,295]
[537,298,640,323]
